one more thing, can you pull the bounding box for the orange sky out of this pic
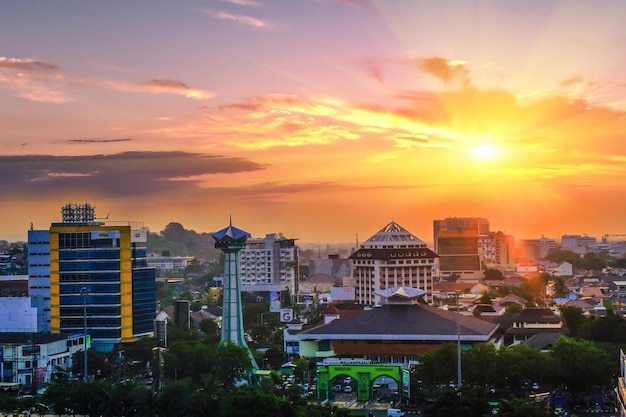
[1,1,626,245]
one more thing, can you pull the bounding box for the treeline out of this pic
[544,249,619,270]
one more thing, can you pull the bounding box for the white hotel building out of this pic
[350,221,437,305]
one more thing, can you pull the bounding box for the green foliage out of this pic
[558,305,585,337]
[578,311,626,343]
[545,249,610,270]
[497,397,553,417]
[483,268,504,280]
[423,386,488,417]
[548,337,612,394]
[148,222,222,260]
[199,318,220,335]
[263,345,287,370]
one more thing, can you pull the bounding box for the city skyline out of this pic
[2,1,626,244]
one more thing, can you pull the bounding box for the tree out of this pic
[249,323,272,347]
[214,342,254,390]
[483,269,504,280]
[497,397,553,417]
[548,337,612,397]
[558,305,586,337]
[423,386,488,417]
[199,318,219,335]
[263,346,287,370]
[413,343,457,386]
[552,276,568,297]
[461,343,497,386]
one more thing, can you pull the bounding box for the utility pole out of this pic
[80,287,89,382]
[456,291,462,390]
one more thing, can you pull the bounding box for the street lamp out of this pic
[80,286,89,382]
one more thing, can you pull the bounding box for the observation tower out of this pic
[212,220,258,369]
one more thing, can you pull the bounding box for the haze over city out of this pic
[2,1,626,244]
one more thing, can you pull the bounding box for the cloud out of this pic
[0,56,213,102]
[216,0,263,7]
[65,138,133,144]
[87,78,214,100]
[194,8,272,29]
[0,57,60,73]
[415,56,471,86]
[561,76,582,88]
[0,151,265,197]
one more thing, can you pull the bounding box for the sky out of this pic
[2,0,626,246]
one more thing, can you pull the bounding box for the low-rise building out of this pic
[298,287,498,366]
[0,333,85,390]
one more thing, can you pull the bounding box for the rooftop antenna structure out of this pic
[61,203,96,223]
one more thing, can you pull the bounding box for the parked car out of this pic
[333,384,343,392]
[344,385,353,393]
[387,409,405,417]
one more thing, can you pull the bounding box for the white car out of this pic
[387,409,405,417]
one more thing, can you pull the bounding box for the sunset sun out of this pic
[471,144,499,159]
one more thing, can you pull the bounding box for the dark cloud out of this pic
[66,138,133,144]
[0,57,60,73]
[140,79,192,89]
[0,151,265,197]
[415,56,470,86]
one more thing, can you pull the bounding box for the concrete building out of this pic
[562,234,597,255]
[349,221,437,305]
[29,203,157,351]
[518,237,557,261]
[308,255,351,282]
[433,217,490,253]
[0,298,39,333]
[239,233,299,297]
[0,332,85,389]
[437,229,483,281]
[146,254,192,271]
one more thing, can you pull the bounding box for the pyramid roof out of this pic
[361,221,427,248]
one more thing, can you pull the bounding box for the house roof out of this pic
[433,282,473,293]
[499,293,527,306]
[300,304,498,342]
[517,307,562,323]
[524,331,565,350]
[502,276,525,287]
[323,304,365,320]
[560,299,596,309]
[580,286,608,298]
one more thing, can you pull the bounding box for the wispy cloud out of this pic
[561,76,582,88]
[65,138,134,144]
[415,56,471,86]
[194,8,272,29]
[0,56,214,102]
[216,0,263,7]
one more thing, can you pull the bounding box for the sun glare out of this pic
[472,144,499,159]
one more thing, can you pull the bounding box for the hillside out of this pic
[147,222,222,261]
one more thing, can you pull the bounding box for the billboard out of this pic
[269,291,281,312]
[280,309,293,322]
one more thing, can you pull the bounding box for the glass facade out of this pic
[50,225,156,349]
